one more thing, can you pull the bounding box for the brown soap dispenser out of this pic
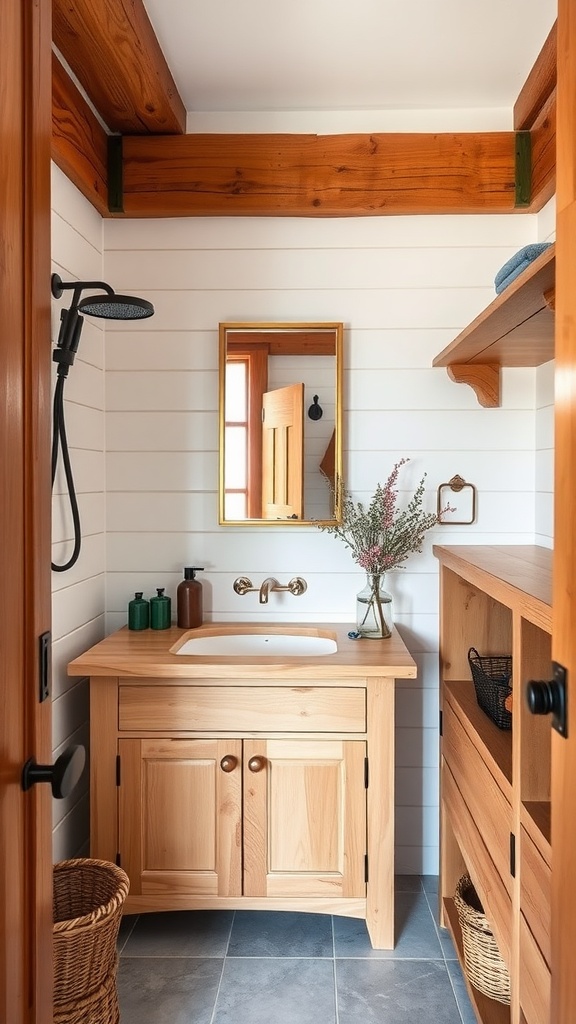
[177,567,204,628]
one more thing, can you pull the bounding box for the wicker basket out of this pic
[454,874,510,1005]
[468,647,512,730]
[53,858,129,1024]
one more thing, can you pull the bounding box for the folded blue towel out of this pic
[494,242,552,292]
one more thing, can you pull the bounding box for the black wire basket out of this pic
[467,647,512,730]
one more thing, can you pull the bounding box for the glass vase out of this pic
[356,573,393,639]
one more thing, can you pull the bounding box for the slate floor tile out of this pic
[212,957,336,1024]
[336,958,463,1024]
[122,909,234,957]
[227,910,333,958]
[118,956,223,1024]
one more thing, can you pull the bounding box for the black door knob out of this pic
[526,679,558,716]
[21,744,86,799]
[526,662,568,737]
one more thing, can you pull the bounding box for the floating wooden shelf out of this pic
[433,244,555,407]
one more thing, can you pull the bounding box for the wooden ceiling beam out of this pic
[514,21,557,131]
[52,0,186,135]
[119,131,517,218]
[51,54,109,217]
[529,88,556,212]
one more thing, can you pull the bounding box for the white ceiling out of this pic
[142,0,556,114]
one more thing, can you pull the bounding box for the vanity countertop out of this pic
[67,622,417,681]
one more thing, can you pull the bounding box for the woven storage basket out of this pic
[454,874,510,1005]
[53,858,129,1024]
[468,647,512,730]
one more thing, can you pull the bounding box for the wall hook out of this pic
[308,395,323,420]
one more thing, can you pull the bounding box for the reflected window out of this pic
[224,361,249,517]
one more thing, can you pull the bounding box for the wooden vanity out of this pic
[68,622,416,949]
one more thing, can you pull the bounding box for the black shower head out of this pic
[51,273,154,321]
[78,293,154,320]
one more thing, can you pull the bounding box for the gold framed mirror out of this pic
[219,322,343,525]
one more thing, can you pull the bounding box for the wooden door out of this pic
[243,739,366,898]
[261,383,304,519]
[0,0,52,1021]
[551,1,576,1021]
[119,739,242,897]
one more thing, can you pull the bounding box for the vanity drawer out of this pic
[118,685,367,733]
[443,700,512,895]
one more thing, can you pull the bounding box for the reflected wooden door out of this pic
[261,383,304,519]
[552,1,576,1022]
[0,0,53,1020]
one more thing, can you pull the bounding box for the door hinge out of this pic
[364,757,369,788]
[364,854,369,883]
[439,709,443,736]
[115,852,121,867]
[116,755,121,786]
[510,832,516,877]
[39,631,51,703]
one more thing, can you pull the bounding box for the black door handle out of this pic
[21,744,86,799]
[526,662,568,737]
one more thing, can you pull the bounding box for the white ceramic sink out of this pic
[173,632,338,657]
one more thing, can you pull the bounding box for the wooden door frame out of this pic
[0,0,53,1021]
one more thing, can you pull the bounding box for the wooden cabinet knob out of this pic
[248,755,266,773]
[220,755,238,773]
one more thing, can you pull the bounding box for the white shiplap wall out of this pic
[103,207,542,873]
[51,165,106,860]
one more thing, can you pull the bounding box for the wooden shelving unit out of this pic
[445,680,512,792]
[435,545,553,1024]
[432,245,555,407]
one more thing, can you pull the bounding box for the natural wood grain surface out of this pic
[432,246,555,369]
[69,622,417,679]
[445,681,512,791]
[443,763,512,968]
[1,0,53,1019]
[514,22,557,131]
[52,0,185,134]
[520,916,551,1024]
[520,826,551,966]
[433,546,552,632]
[446,364,501,407]
[443,702,513,895]
[51,54,109,217]
[120,131,517,218]
[530,89,556,212]
[118,684,366,733]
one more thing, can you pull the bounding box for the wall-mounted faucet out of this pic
[233,576,308,604]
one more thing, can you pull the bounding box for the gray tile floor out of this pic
[117,876,477,1024]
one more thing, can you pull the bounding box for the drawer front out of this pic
[520,826,551,967]
[520,915,550,1024]
[443,762,512,967]
[443,701,512,894]
[118,685,366,733]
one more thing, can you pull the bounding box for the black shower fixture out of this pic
[51,274,154,572]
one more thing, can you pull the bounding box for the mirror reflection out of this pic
[219,322,343,525]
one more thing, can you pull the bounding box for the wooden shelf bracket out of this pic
[446,364,501,408]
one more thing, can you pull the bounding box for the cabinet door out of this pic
[243,738,366,898]
[119,738,242,897]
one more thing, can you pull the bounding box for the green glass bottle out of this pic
[128,592,149,630]
[150,587,171,629]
